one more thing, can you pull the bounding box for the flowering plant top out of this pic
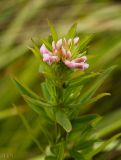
[13,21,119,160]
[40,37,89,70]
[39,22,90,71]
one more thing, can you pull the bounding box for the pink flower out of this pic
[56,39,62,49]
[43,54,59,64]
[64,60,89,70]
[40,37,89,70]
[40,44,50,55]
[40,44,59,64]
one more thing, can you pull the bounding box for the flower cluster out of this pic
[40,37,89,70]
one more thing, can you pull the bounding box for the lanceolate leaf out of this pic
[41,79,57,104]
[70,66,116,117]
[30,38,41,60]
[56,110,72,133]
[12,78,39,99]
[76,34,94,53]
[88,93,111,104]
[57,142,64,160]
[67,72,100,88]
[89,133,121,158]
[78,66,116,105]
[40,38,52,50]
[48,20,58,42]
[72,114,101,128]
[14,105,44,153]
[70,150,86,160]
[66,23,77,39]
[24,96,54,121]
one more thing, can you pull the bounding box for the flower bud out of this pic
[67,50,71,59]
[63,38,67,46]
[68,38,72,46]
[74,37,79,44]
[56,39,62,49]
[61,46,66,57]
[43,54,59,64]
[74,56,87,63]
[64,60,76,68]
[52,41,56,50]
[40,44,49,55]
[83,63,89,69]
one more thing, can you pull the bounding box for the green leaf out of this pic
[56,110,72,133]
[28,46,41,60]
[41,79,57,104]
[72,114,101,128]
[70,150,86,160]
[48,20,58,42]
[12,77,39,99]
[39,64,53,78]
[90,133,121,157]
[24,96,54,121]
[63,85,83,104]
[66,23,77,39]
[67,72,100,88]
[57,142,64,160]
[45,156,56,160]
[13,105,44,153]
[75,140,96,151]
[70,66,116,116]
[41,82,51,101]
[79,66,116,105]
[40,38,52,50]
[88,93,111,104]
[75,34,94,53]
[30,38,41,60]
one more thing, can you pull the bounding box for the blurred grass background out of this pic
[0,0,121,159]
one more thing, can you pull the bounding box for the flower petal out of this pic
[74,56,87,63]
[74,37,79,44]
[61,46,66,57]
[68,38,72,46]
[43,54,59,64]
[52,41,56,50]
[67,50,71,59]
[40,44,50,55]
[64,60,89,70]
[56,39,62,49]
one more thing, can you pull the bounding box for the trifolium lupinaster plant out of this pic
[13,22,121,160]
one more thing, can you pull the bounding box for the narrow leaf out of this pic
[57,142,64,160]
[67,72,100,88]
[70,66,116,117]
[72,114,101,133]
[40,38,52,50]
[13,105,44,153]
[24,96,54,121]
[78,66,116,105]
[66,23,77,39]
[70,150,86,160]
[30,38,41,60]
[76,34,94,52]
[56,110,72,133]
[90,133,121,157]
[48,20,58,42]
[12,77,39,99]
[88,93,111,104]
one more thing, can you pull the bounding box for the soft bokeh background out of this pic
[0,0,121,159]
